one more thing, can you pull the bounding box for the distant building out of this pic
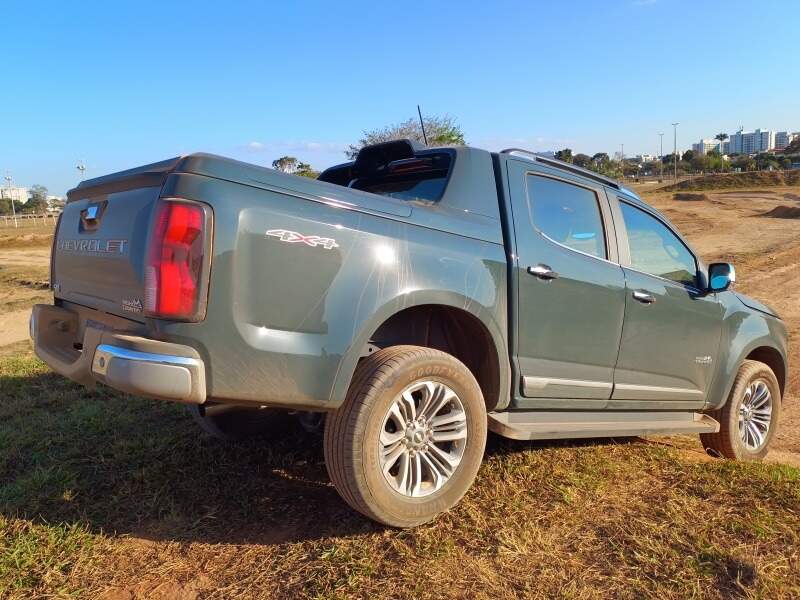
[636,154,658,163]
[727,129,775,155]
[0,186,29,205]
[775,131,798,151]
[691,139,721,155]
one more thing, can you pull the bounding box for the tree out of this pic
[573,153,592,168]
[29,184,48,203]
[731,155,755,172]
[714,134,729,171]
[272,156,301,173]
[22,184,49,214]
[690,153,711,173]
[295,162,319,178]
[554,148,573,163]
[784,137,800,155]
[682,149,695,162]
[22,196,48,214]
[271,156,318,178]
[592,152,610,163]
[346,115,465,159]
[0,198,25,216]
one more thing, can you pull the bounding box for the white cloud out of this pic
[475,136,578,152]
[632,0,658,6]
[240,140,348,154]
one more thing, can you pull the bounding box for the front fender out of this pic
[704,294,788,410]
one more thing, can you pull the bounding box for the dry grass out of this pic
[1,353,799,599]
[662,171,800,192]
[0,224,55,250]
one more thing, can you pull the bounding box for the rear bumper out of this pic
[30,304,206,404]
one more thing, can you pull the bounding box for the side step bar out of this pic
[487,410,720,441]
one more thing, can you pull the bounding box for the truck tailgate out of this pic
[53,185,160,321]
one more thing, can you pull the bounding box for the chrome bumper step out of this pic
[487,410,720,441]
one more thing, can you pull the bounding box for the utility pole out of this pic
[620,144,624,179]
[77,161,86,180]
[658,133,664,180]
[4,174,17,228]
[672,123,679,181]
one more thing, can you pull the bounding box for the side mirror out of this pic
[708,262,736,292]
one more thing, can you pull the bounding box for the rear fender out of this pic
[330,290,510,410]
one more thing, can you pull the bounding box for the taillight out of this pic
[144,199,210,320]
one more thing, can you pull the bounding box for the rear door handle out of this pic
[527,264,559,280]
[632,290,656,304]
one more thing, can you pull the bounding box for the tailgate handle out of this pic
[83,205,99,222]
[80,202,106,231]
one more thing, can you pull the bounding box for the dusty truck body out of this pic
[32,140,788,526]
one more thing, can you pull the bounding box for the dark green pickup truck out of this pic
[32,139,788,526]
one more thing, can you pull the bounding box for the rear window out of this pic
[349,152,452,202]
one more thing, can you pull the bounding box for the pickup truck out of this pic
[32,139,788,527]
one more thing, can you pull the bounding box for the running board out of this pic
[487,410,720,441]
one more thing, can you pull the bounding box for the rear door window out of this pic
[619,201,698,287]
[526,175,607,259]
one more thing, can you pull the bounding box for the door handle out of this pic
[527,264,559,280]
[632,290,656,304]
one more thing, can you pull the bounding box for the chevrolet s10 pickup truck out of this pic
[32,139,788,527]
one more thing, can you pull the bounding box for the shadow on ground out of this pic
[0,370,647,547]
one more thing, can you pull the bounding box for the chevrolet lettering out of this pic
[57,238,127,254]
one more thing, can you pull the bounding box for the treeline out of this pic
[0,184,55,215]
[554,148,798,179]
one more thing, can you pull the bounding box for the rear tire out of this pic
[324,346,487,528]
[701,359,781,461]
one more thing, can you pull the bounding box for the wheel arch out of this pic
[708,338,788,411]
[329,293,510,412]
[745,345,787,397]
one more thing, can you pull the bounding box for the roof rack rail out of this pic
[499,148,620,190]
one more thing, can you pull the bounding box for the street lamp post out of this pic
[672,123,679,181]
[658,133,664,181]
[76,162,86,180]
[3,174,17,228]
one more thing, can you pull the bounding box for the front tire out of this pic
[701,359,781,461]
[324,346,487,528]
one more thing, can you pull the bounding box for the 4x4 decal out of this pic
[266,229,339,250]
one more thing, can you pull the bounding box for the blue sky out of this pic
[3,0,798,195]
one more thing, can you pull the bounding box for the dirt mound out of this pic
[663,170,800,192]
[673,193,708,201]
[783,193,800,202]
[0,232,53,249]
[762,205,800,219]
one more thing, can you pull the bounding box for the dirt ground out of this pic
[0,246,51,347]
[1,187,798,462]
